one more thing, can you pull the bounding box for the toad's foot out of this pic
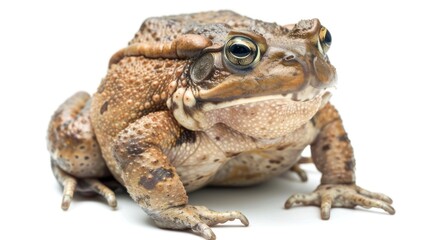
[152,205,249,240]
[284,184,395,220]
[52,163,117,210]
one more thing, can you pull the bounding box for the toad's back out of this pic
[130,10,286,46]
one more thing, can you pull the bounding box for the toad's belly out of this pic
[174,146,305,192]
[173,121,318,192]
[209,147,304,186]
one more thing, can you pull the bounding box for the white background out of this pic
[1,0,427,239]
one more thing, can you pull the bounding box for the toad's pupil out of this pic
[229,44,251,58]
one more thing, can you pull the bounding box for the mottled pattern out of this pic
[91,57,186,181]
[209,121,318,186]
[113,111,187,211]
[47,10,394,240]
[311,103,356,184]
[48,92,109,178]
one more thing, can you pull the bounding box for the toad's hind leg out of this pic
[47,92,116,210]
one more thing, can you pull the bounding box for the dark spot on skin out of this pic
[79,145,85,150]
[338,134,350,142]
[276,145,289,151]
[326,186,332,190]
[322,144,330,151]
[169,101,179,111]
[139,167,174,190]
[100,101,109,114]
[84,156,90,160]
[213,159,220,162]
[75,155,79,159]
[269,159,281,164]
[175,129,196,146]
[226,152,240,157]
[215,136,220,141]
[126,139,145,156]
[136,196,151,207]
[196,176,204,180]
[345,159,355,171]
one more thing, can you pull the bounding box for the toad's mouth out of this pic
[200,92,325,139]
[199,84,327,112]
[195,78,331,111]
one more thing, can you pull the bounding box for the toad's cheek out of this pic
[202,96,322,139]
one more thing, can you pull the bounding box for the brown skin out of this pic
[47,11,394,240]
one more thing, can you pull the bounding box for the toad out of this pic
[47,10,395,240]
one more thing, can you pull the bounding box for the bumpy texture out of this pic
[48,92,108,178]
[47,10,394,240]
[91,57,186,181]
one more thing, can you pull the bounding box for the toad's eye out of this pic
[224,36,260,69]
[318,26,332,54]
[230,44,251,58]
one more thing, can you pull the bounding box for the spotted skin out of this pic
[48,92,109,178]
[113,111,188,211]
[310,103,356,184]
[91,57,186,182]
[47,11,394,240]
[48,92,115,209]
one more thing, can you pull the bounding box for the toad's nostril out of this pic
[284,55,295,61]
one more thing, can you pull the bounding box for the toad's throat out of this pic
[203,95,322,139]
[168,86,327,134]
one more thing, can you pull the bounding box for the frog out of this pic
[47,10,395,240]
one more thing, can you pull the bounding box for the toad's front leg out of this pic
[113,111,248,240]
[285,103,395,219]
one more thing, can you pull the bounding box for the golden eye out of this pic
[318,26,332,54]
[224,36,260,69]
